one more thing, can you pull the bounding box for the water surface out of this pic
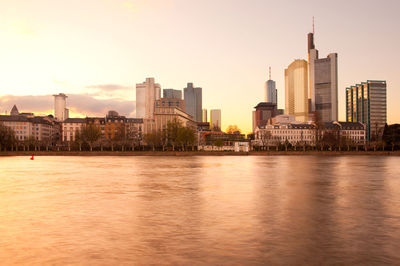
[1,156,400,265]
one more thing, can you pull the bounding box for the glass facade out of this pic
[346,80,386,140]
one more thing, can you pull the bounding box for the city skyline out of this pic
[1,0,400,133]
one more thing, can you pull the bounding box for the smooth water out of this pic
[1,156,400,265]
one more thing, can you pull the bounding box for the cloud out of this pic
[0,94,136,117]
[85,84,131,91]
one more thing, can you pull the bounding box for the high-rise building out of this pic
[308,32,338,122]
[184,82,202,122]
[136,78,161,119]
[253,102,277,129]
[264,67,277,104]
[163,89,182,99]
[346,80,387,141]
[210,109,221,131]
[285,60,309,122]
[53,93,69,121]
[202,109,207,122]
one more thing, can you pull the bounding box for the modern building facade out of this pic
[210,109,221,131]
[285,59,309,122]
[184,83,202,122]
[53,93,69,121]
[308,32,338,122]
[265,70,277,104]
[202,109,207,122]
[346,80,387,140]
[136,78,161,119]
[163,89,182,99]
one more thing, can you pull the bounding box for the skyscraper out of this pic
[53,93,69,121]
[346,80,387,140]
[163,89,182,99]
[210,109,221,131]
[285,60,309,122]
[308,32,338,122]
[136,78,161,119]
[184,82,202,122]
[264,67,277,104]
[202,109,207,122]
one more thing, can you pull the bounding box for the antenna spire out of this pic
[312,16,315,35]
[269,66,271,80]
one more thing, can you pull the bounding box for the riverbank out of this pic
[1,151,400,156]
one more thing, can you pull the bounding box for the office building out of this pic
[265,67,277,104]
[184,82,202,122]
[53,93,69,121]
[346,80,387,140]
[163,89,182,99]
[285,59,309,122]
[155,98,186,112]
[210,109,221,131]
[136,78,161,119]
[308,32,338,122]
[202,109,207,122]
[253,102,277,129]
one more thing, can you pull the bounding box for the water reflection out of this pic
[0,156,400,265]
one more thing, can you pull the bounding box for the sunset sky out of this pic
[0,0,399,133]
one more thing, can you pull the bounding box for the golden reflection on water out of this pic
[1,156,400,265]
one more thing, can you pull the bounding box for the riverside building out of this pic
[346,80,387,140]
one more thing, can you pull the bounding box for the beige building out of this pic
[146,106,196,133]
[136,78,161,119]
[202,109,207,122]
[210,109,221,130]
[285,59,309,122]
[62,118,86,142]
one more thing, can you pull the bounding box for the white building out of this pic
[53,93,69,121]
[254,121,365,148]
[210,109,221,130]
[62,118,86,142]
[136,78,161,119]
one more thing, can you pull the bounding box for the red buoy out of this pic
[30,155,34,160]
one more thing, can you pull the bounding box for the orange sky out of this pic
[1,0,400,133]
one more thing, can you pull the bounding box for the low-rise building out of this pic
[62,118,86,142]
[254,121,366,148]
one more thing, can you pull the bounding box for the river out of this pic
[1,156,400,265]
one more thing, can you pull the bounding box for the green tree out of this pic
[167,118,183,151]
[0,124,16,151]
[81,124,102,151]
[213,139,224,151]
[144,131,161,151]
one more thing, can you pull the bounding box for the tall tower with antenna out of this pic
[307,17,338,122]
[264,66,277,104]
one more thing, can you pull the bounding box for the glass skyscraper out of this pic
[346,80,387,140]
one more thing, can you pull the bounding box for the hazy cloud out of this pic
[0,94,136,117]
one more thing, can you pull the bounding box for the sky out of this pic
[0,0,399,133]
